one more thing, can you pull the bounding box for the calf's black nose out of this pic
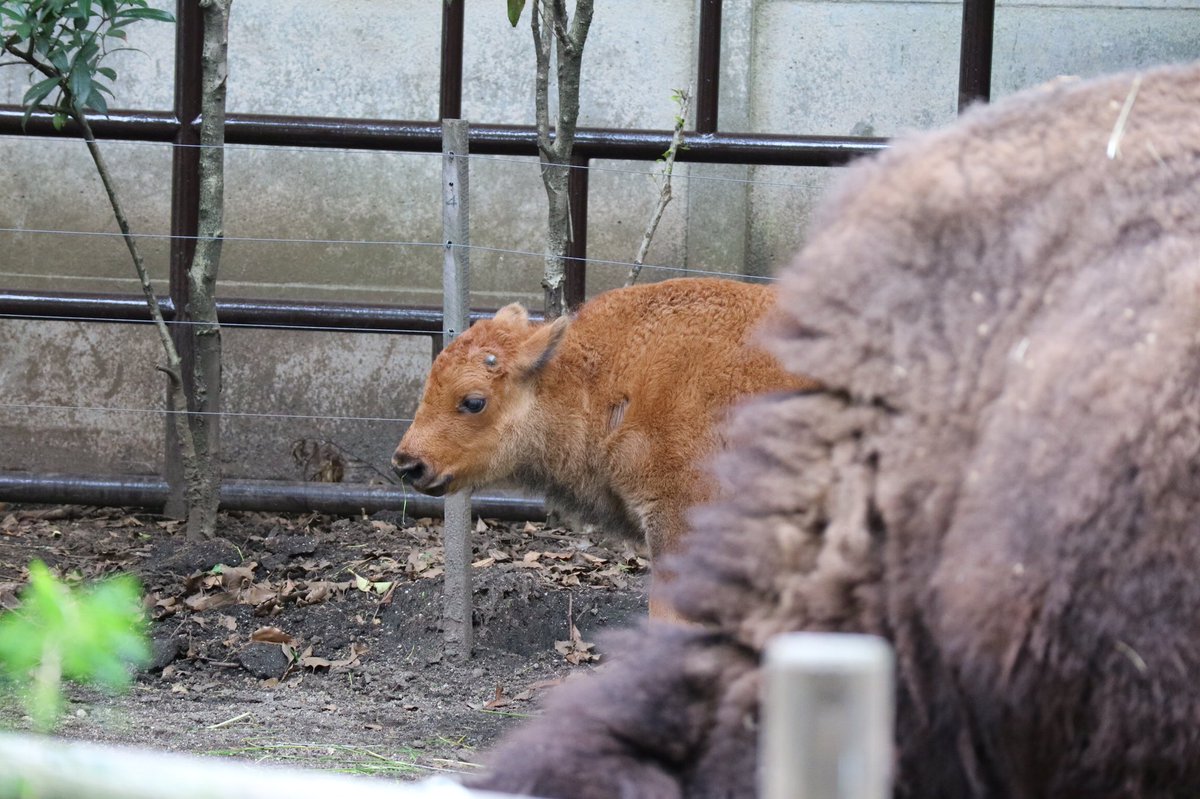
[391,453,427,484]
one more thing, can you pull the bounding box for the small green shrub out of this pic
[0,561,149,732]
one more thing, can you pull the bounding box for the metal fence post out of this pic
[760,632,895,799]
[441,119,473,659]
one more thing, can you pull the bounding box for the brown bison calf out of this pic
[474,61,1200,797]
[392,278,813,616]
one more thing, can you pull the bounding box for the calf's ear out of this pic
[514,316,570,379]
[493,303,530,326]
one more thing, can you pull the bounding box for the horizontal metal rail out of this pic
[0,290,540,333]
[0,107,887,166]
[0,472,548,521]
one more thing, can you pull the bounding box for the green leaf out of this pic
[67,65,90,104]
[506,0,525,27]
[96,66,116,80]
[115,7,173,22]
[21,76,60,108]
[49,49,70,74]
[51,111,67,130]
[85,84,107,114]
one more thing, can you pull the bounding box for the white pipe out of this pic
[760,632,895,799]
[0,732,518,799]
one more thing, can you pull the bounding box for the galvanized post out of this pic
[441,119,473,659]
[760,633,894,799]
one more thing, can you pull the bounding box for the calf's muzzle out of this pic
[391,451,453,496]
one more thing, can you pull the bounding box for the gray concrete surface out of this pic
[2,0,1199,482]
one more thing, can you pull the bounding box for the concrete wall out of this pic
[2,0,1199,482]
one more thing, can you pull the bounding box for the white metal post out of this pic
[760,632,895,799]
[441,118,473,659]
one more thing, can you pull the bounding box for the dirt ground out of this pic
[0,502,650,784]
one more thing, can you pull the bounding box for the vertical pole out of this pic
[564,154,588,310]
[695,0,723,134]
[760,633,894,799]
[164,0,203,518]
[958,0,996,112]
[439,0,465,120]
[441,119,473,659]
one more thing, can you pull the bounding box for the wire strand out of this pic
[0,312,447,336]
[0,226,779,282]
[0,400,414,425]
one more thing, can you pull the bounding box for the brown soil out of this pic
[0,503,649,782]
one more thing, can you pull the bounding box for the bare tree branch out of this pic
[71,110,202,499]
[529,0,593,318]
[627,89,691,287]
[531,0,554,160]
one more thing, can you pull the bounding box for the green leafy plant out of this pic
[0,0,173,129]
[0,560,149,732]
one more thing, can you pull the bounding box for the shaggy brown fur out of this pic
[474,61,1200,798]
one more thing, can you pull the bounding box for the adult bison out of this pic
[392,278,814,617]
[474,61,1200,797]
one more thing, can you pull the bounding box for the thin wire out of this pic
[0,312,445,336]
[0,225,780,282]
[1,133,831,189]
[0,400,413,425]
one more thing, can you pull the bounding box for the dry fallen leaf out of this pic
[302,642,366,673]
[183,592,236,612]
[250,626,296,646]
[217,563,257,590]
[554,605,599,665]
[484,687,511,709]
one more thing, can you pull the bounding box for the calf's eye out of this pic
[460,395,487,414]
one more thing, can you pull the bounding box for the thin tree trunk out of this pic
[73,113,203,510]
[531,0,593,319]
[184,0,232,540]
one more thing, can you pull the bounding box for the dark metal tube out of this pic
[695,0,723,134]
[958,0,996,111]
[0,472,547,522]
[440,0,465,120]
[1,106,885,167]
[0,290,541,332]
[0,109,178,139]
[166,0,205,515]
[565,155,589,308]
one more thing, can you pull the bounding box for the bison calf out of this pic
[474,61,1200,797]
[392,278,812,615]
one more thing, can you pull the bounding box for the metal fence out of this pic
[0,0,997,516]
